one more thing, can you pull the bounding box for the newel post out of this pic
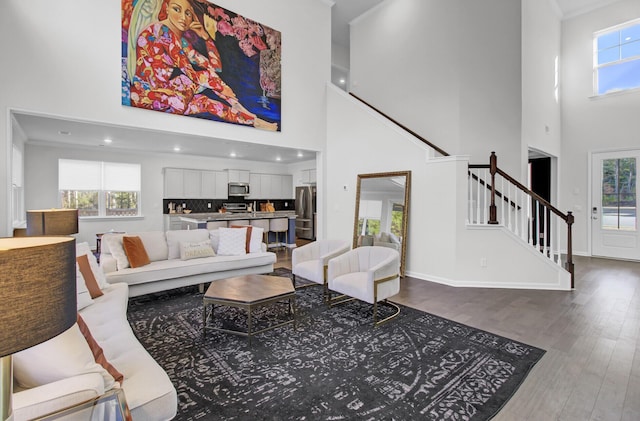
[566,211,575,289]
[488,152,499,224]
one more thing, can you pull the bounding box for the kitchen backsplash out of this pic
[162,199,295,214]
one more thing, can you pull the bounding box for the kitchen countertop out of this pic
[176,211,296,223]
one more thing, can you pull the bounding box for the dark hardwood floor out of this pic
[274,249,640,420]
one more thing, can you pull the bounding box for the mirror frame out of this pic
[353,170,411,277]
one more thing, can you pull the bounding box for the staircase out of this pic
[348,92,574,288]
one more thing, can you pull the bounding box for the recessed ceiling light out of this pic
[297,152,303,158]
[230,152,237,157]
[173,146,181,152]
[104,138,112,144]
[339,78,346,84]
[276,156,281,161]
[58,130,71,136]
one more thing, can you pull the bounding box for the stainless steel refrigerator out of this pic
[295,186,316,240]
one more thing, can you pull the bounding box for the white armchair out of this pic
[328,246,401,326]
[291,240,351,298]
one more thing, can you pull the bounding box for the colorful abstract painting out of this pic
[122,0,281,131]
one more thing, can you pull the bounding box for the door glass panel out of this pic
[602,158,636,230]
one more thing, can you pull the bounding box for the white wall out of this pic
[521,0,562,176]
[326,86,570,289]
[349,0,522,175]
[0,0,331,236]
[561,0,640,255]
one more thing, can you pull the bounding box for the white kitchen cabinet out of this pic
[164,168,185,198]
[259,174,272,198]
[227,169,250,183]
[183,170,201,198]
[165,168,228,199]
[201,170,228,199]
[299,169,317,184]
[281,174,293,199]
[269,174,282,199]
[201,171,216,198]
[249,173,261,198]
[247,173,293,199]
[215,171,228,198]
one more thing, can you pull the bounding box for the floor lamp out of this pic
[0,236,76,421]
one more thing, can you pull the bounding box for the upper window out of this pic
[594,19,640,95]
[59,159,141,218]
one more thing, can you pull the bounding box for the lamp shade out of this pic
[0,236,76,357]
[26,209,79,236]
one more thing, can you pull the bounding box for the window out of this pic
[601,157,636,230]
[358,200,382,235]
[59,159,141,218]
[594,19,640,95]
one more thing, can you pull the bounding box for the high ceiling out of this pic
[15,0,621,163]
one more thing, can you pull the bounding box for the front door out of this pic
[591,150,640,260]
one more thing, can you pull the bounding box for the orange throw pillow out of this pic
[76,314,124,384]
[77,254,103,299]
[230,225,253,253]
[122,236,150,268]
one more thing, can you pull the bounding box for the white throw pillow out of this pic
[13,323,116,391]
[180,240,216,260]
[130,231,168,262]
[209,229,220,253]
[248,227,264,254]
[76,242,108,289]
[102,234,129,270]
[217,227,247,256]
[76,264,94,311]
[166,229,210,260]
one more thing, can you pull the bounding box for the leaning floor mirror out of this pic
[353,171,411,276]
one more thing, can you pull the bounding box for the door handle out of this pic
[592,206,598,220]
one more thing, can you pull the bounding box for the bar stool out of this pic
[250,219,270,244]
[206,221,227,230]
[269,218,289,250]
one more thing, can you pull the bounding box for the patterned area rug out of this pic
[127,269,545,420]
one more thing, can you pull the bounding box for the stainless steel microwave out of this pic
[228,182,250,197]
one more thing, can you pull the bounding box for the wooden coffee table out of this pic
[203,274,296,343]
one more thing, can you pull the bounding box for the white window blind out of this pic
[359,200,382,218]
[103,162,141,191]
[59,159,101,190]
[59,160,140,191]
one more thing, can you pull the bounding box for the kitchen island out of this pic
[165,211,297,247]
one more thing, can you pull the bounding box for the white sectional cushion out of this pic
[105,252,276,286]
[103,235,130,270]
[76,242,108,289]
[134,231,168,262]
[78,283,177,415]
[217,227,247,256]
[76,264,94,310]
[165,229,210,260]
[13,323,116,391]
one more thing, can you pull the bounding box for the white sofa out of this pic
[100,228,277,297]
[12,243,177,421]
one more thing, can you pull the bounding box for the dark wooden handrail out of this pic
[349,92,450,157]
